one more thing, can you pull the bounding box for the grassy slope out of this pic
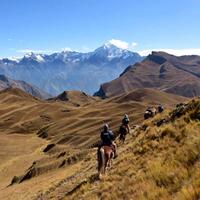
[65,99,200,200]
[0,88,193,200]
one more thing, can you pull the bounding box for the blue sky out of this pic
[0,0,200,58]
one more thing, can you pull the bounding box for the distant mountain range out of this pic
[0,74,51,99]
[95,51,200,98]
[0,42,143,95]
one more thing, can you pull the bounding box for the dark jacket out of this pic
[101,130,114,146]
[122,117,129,125]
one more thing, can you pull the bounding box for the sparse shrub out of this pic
[160,125,176,139]
[190,109,200,121]
[183,116,191,123]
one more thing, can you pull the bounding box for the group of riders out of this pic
[98,114,130,160]
[144,104,164,119]
[98,104,164,161]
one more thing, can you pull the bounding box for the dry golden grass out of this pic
[65,99,200,200]
[0,88,191,199]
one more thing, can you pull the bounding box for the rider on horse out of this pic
[99,124,118,159]
[122,114,130,125]
[122,114,130,132]
[119,114,130,142]
[158,104,164,113]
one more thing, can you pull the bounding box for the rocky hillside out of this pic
[0,74,51,99]
[95,51,200,98]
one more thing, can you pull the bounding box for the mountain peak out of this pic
[0,44,143,95]
[97,42,123,51]
[93,42,131,60]
[104,39,130,49]
[103,42,122,50]
[23,52,45,62]
[146,51,177,65]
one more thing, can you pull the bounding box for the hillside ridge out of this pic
[95,51,200,98]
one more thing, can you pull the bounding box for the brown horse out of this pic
[98,146,114,179]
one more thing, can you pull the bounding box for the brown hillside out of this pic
[63,98,200,200]
[0,74,51,99]
[52,90,96,106]
[0,88,189,200]
[95,51,200,98]
[110,88,187,106]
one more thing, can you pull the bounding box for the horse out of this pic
[144,107,157,120]
[97,145,114,179]
[150,107,157,116]
[119,124,130,143]
[144,110,152,119]
[157,105,164,113]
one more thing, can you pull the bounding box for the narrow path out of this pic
[33,127,139,200]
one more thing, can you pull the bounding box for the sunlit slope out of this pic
[0,88,187,147]
[0,88,189,199]
[66,98,200,200]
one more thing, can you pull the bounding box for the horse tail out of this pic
[98,147,105,176]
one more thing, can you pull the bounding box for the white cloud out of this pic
[108,39,129,49]
[107,39,138,50]
[138,48,200,56]
[131,42,138,48]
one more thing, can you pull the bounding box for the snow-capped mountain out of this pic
[92,43,134,60]
[0,42,144,95]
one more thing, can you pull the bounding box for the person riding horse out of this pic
[158,104,164,113]
[119,114,130,143]
[144,107,156,119]
[99,124,118,159]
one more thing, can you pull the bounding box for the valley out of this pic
[0,87,189,199]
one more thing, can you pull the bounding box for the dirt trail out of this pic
[32,128,138,200]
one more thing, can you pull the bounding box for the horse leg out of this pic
[107,153,111,168]
[123,135,125,143]
[104,154,109,174]
[121,134,125,144]
[110,152,114,167]
[108,153,113,168]
[120,134,124,144]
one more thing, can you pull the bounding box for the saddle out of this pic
[102,144,115,151]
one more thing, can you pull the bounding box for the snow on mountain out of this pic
[0,43,144,95]
[22,52,45,62]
